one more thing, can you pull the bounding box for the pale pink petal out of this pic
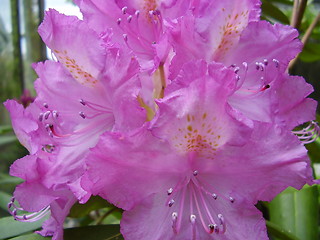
[4,100,39,153]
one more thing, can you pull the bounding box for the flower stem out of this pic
[289,13,320,71]
[291,0,308,30]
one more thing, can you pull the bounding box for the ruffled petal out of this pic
[4,100,39,153]
[82,127,185,210]
[38,9,105,88]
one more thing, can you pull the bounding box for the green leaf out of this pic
[268,185,319,240]
[0,135,17,146]
[0,215,48,240]
[0,173,23,185]
[266,221,300,240]
[7,233,50,240]
[0,125,13,134]
[261,0,290,24]
[69,196,112,218]
[7,225,123,240]
[0,190,12,211]
[299,43,320,63]
[64,225,123,240]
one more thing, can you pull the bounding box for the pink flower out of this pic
[82,62,313,239]
[168,2,317,133]
[74,0,192,71]
[5,9,144,240]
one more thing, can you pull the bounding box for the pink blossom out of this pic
[82,63,313,239]
[5,9,144,240]
[74,0,192,71]
[168,2,317,132]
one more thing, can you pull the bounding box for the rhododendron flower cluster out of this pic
[4,0,319,240]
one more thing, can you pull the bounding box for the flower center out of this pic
[171,112,226,159]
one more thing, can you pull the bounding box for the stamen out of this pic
[212,193,218,200]
[273,59,279,68]
[168,199,175,207]
[167,188,173,195]
[127,15,132,23]
[172,212,178,234]
[229,196,235,203]
[293,121,320,144]
[117,18,122,25]
[218,214,226,233]
[190,214,196,224]
[79,111,86,119]
[52,110,59,118]
[44,111,51,120]
[38,113,43,122]
[8,198,50,222]
[193,170,198,176]
[208,224,215,234]
[255,62,260,70]
[122,6,127,14]
[43,103,48,108]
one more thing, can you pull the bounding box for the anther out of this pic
[193,170,198,176]
[38,113,43,122]
[122,6,127,14]
[259,63,264,71]
[127,15,132,23]
[229,197,235,203]
[208,224,215,234]
[212,193,218,200]
[167,188,173,195]
[218,214,226,233]
[43,103,48,108]
[242,62,248,70]
[234,67,240,74]
[45,124,52,131]
[172,212,178,221]
[44,111,51,120]
[263,59,268,66]
[255,62,260,70]
[117,18,122,25]
[273,59,279,68]
[52,110,59,118]
[123,34,128,42]
[79,111,86,119]
[190,214,196,224]
[135,10,140,17]
[79,99,86,105]
[168,199,175,207]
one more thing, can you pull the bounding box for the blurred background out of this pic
[0,0,319,239]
